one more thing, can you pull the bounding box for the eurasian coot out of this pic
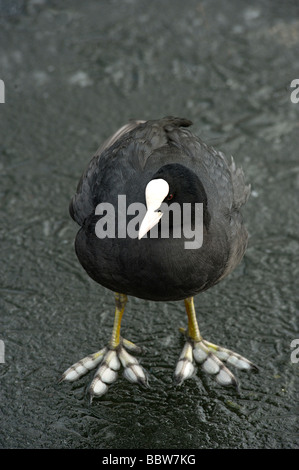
[61,117,256,399]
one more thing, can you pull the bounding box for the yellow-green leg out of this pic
[184,297,202,341]
[109,293,127,349]
[174,297,257,388]
[61,292,147,400]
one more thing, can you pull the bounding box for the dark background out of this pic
[0,0,298,449]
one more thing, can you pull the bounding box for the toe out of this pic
[60,347,107,382]
[174,342,196,385]
[118,346,148,387]
[193,340,245,388]
[216,366,238,388]
[89,349,121,397]
[201,340,258,371]
[89,379,109,400]
[122,338,143,354]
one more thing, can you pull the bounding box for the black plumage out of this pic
[62,116,255,398]
[70,117,250,301]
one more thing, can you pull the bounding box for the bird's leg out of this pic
[60,293,147,399]
[174,297,257,388]
[109,292,127,349]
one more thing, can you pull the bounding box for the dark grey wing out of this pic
[69,120,145,226]
[69,117,193,226]
[229,156,251,209]
[198,145,251,279]
[95,120,146,156]
[164,124,250,214]
[217,155,251,279]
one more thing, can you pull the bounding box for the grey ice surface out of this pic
[0,0,298,449]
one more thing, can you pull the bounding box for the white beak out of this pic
[138,178,169,239]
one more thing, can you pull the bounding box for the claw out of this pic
[60,340,147,399]
[193,340,247,388]
[175,337,256,389]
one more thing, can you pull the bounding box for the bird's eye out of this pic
[167,193,174,201]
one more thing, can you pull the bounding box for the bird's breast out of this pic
[75,214,228,301]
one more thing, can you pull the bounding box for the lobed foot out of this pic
[174,332,258,389]
[60,338,148,400]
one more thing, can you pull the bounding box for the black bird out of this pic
[61,117,256,398]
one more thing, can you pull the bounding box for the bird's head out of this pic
[138,163,210,239]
